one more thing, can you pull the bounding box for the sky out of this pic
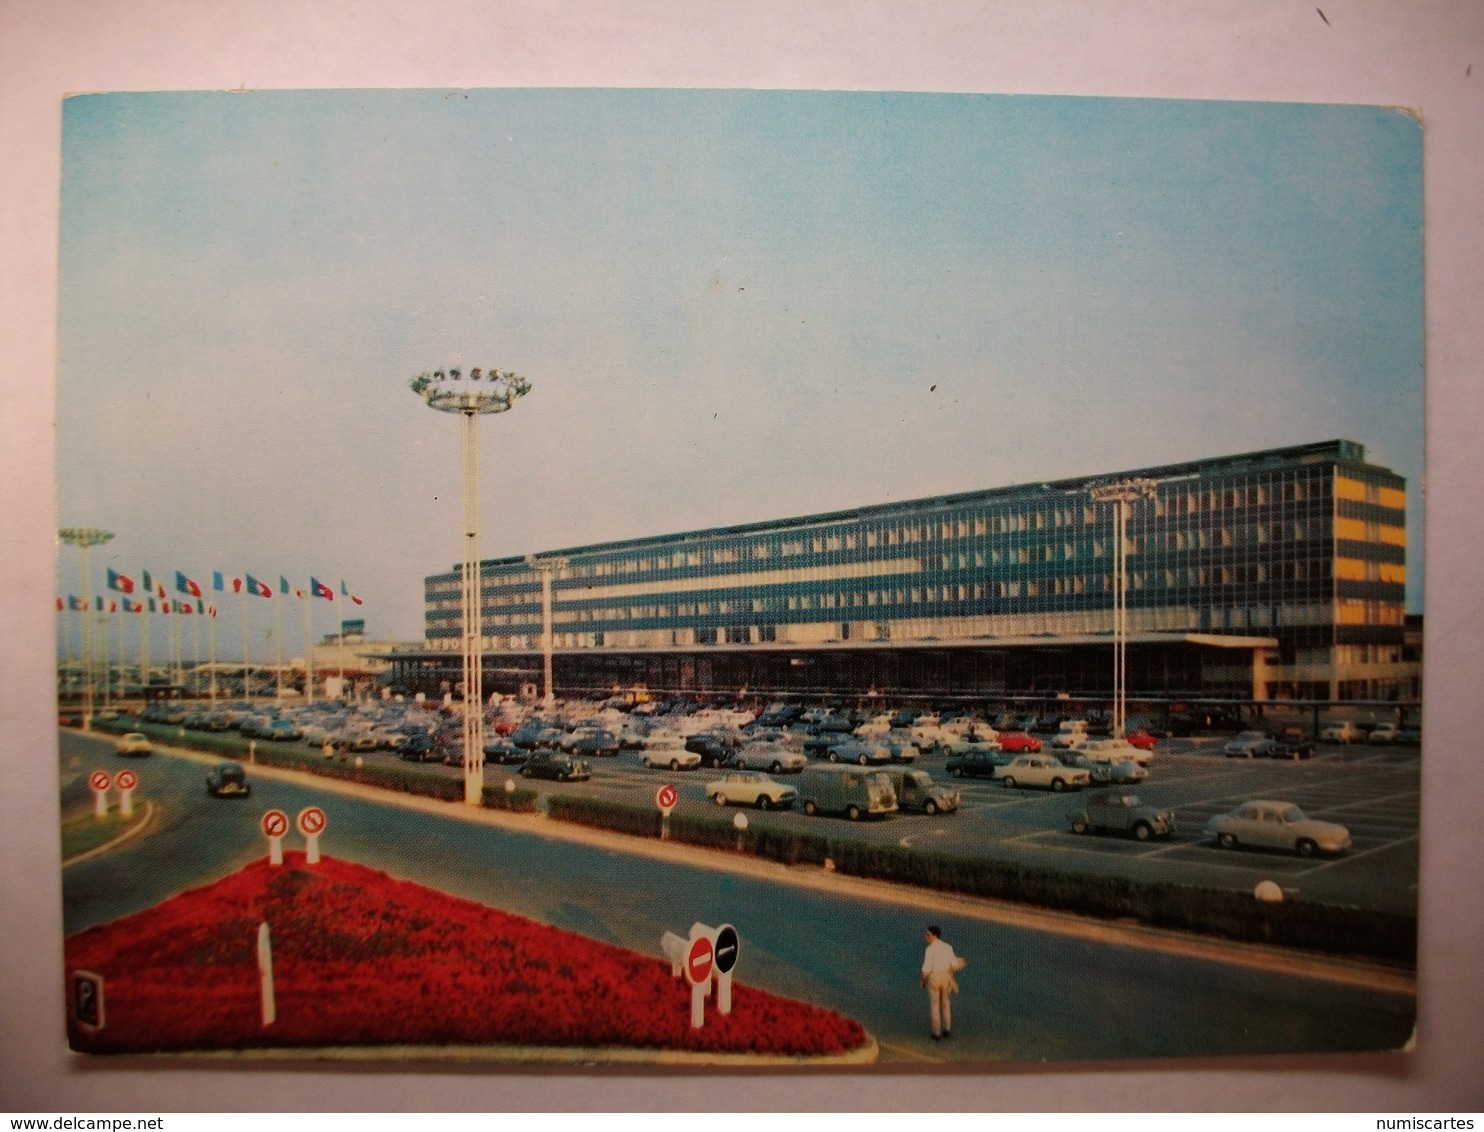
[55,89,1424,656]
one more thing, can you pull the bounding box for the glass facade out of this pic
[412,440,1412,701]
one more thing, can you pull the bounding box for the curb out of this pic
[62,801,157,868]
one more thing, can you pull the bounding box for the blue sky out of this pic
[56,89,1423,652]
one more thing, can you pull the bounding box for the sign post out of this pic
[72,970,105,1031]
[113,769,138,817]
[297,806,326,865]
[88,770,110,818]
[712,923,740,1015]
[656,783,678,841]
[257,921,275,1026]
[684,933,714,1029]
[261,809,288,866]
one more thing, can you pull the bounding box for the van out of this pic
[797,764,897,820]
[880,768,960,815]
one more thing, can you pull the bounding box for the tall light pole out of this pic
[412,365,531,804]
[527,555,568,709]
[1089,479,1156,738]
[59,527,113,731]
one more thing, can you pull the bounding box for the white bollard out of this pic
[118,787,134,817]
[257,922,275,1025]
[268,835,284,866]
[304,832,320,865]
[660,931,688,978]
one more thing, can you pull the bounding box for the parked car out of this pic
[685,731,739,768]
[1273,736,1315,760]
[1067,792,1175,840]
[1055,752,1147,785]
[1205,800,1351,856]
[1224,730,1281,758]
[562,726,620,757]
[1366,722,1401,744]
[1050,720,1090,749]
[996,732,1043,754]
[509,722,552,749]
[706,772,798,810]
[945,748,1012,779]
[481,738,528,765]
[205,761,251,798]
[1079,737,1153,767]
[1320,721,1361,744]
[880,768,960,815]
[115,732,152,757]
[640,738,702,771]
[996,754,1090,792]
[874,735,920,764]
[727,742,807,775]
[797,764,897,820]
[519,750,591,782]
[401,732,437,760]
[821,738,892,766]
[1396,726,1422,746]
[1124,730,1158,752]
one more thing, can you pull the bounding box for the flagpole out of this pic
[302,591,314,705]
[209,606,218,702]
[275,594,284,700]
[240,584,251,702]
[99,609,111,710]
[171,603,181,689]
[192,605,202,695]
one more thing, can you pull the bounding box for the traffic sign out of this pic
[261,809,289,839]
[113,769,138,791]
[685,934,714,987]
[88,770,110,792]
[713,924,739,975]
[297,806,326,836]
[655,784,678,814]
[72,970,105,1031]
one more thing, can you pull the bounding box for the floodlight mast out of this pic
[411,367,531,804]
[59,527,114,731]
[1089,479,1157,738]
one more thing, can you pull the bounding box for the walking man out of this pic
[920,924,963,1041]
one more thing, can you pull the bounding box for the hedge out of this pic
[544,794,1416,964]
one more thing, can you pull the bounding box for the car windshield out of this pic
[1281,805,1307,822]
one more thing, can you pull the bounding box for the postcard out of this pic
[56,88,1421,1065]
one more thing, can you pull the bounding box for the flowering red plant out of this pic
[65,854,866,1058]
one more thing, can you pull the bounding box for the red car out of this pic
[997,732,1042,753]
[1125,730,1158,751]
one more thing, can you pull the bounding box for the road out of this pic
[60,730,1416,1064]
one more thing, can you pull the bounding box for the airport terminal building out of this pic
[386,439,1417,706]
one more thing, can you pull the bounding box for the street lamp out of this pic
[59,527,114,731]
[1089,479,1156,738]
[411,365,532,804]
[526,555,568,709]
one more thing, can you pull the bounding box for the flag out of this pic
[108,600,118,613]
[340,579,349,596]
[280,575,291,595]
[245,574,272,598]
[68,595,82,610]
[233,577,243,593]
[311,577,334,600]
[56,597,63,611]
[350,593,364,606]
[147,597,156,612]
[142,570,153,592]
[176,571,202,598]
[213,571,226,591]
[95,596,103,611]
[156,582,167,600]
[182,602,194,614]
[107,568,135,594]
[294,588,304,599]
[208,604,217,618]
[161,599,171,614]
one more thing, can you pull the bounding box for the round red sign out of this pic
[685,934,714,986]
[656,784,678,811]
[261,809,289,838]
[297,806,326,835]
[114,769,138,791]
[88,770,110,792]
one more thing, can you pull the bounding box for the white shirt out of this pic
[922,936,959,976]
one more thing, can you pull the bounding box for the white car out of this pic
[728,743,807,774]
[706,772,799,810]
[996,754,1091,792]
[1366,722,1400,744]
[1205,800,1352,856]
[639,738,702,771]
[1050,721,1090,749]
[1080,737,1152,766]
[1320,721,1361,744]
[115,732,152,757]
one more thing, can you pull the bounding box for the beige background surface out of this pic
[2,0,1481,1112]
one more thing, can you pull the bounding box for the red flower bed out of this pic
[65,853,867,1058]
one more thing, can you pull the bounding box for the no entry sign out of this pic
[261,809,289,839]
[685,934,714,987]
[113,769,138,792]
[655,784,678,814]
[713,924,739,975]
[297,806,327,836]
[88,770,110,792]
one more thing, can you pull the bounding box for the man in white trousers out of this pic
[920,924,963,1041]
